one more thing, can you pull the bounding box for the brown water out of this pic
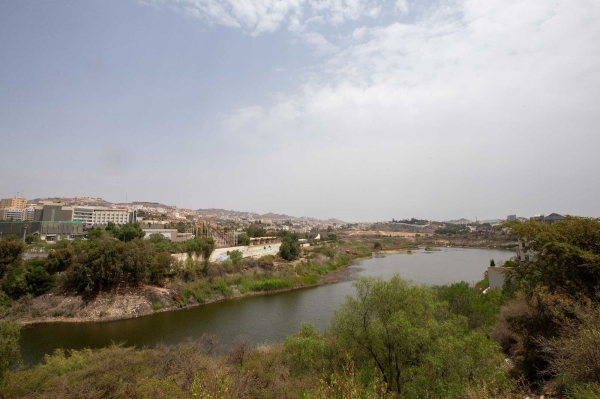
[20,247,512,366]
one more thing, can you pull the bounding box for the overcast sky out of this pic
[1,0,599,222]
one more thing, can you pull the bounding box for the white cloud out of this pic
[217,0,600,220]
[302,31,339,55]
[144,0,388,34]
[395,0,408,15]
[225,0,600,140]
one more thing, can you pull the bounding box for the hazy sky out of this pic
[1,0,599,222]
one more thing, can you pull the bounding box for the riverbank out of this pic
[7,236,478,327]
[13,251,370,327]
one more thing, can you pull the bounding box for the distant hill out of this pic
[31,197,113,207]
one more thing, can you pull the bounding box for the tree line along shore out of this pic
[1,226,424,325]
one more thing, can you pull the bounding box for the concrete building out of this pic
[544,213,566,225]
[0,221,85,242]
[34,204,75,222]
[507,215,516,221]
[0,207,36,222]
[530,213,566,225]
[73,207,94,225]
[0,196,28,209]
[33,203,136,227]
[90,207,130,225]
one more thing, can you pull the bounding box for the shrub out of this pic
[331,276,509,395]
[257,255,275,270]
[0,319,21,382]
[229,250,243,265]
[284,322,326,375]
[279,237,300,261]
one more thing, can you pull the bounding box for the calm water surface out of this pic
[20,248,512,366]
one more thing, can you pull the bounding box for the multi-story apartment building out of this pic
[90,207,131,225]
[0,206,35,221]
[0,196,28,209]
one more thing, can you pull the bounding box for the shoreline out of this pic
[18,254,373,328]
[14,245,510,328]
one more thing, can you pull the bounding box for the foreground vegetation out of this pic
[1,275,511,398]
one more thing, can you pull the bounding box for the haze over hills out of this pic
[197,208,346,224]
[28,197,514,225]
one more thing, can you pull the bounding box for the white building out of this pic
[71,206,134,226]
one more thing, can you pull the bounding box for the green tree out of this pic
[2,234,19,242]
[121,239,155,284]
[25,265,55,295]
[116,223,146,243]
[330,276,507,395]
[0,241,24,278]
[150,252,174,286]
[147,233,169,244]
[0,319,20,383]
[434,282,503,331]
[148,233,172,253]
[246,223,266,238]
[229,250,243,265]
[237,234,250,246]
[506,216,600,299]
[65,240,125,294]
[86,228,104,241]
[45,247,74,274]
[279,236,300,261]
[105,221,117,233]
[0,266,28,298]
[25,234,40,244]
[284,322,326,375]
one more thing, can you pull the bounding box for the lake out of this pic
[20,247,512,366]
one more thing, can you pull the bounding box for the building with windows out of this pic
[0,221,85,242]
[91,207,131,225]
[0,206,36,221]
[34,203,136,227]
[73,207,94,225]
[0,196,28,209]
[529,213,566,225]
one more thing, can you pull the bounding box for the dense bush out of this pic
[0,319,20,383]
[435,224,471,235]
[279,236,300,261]
[494,217,600,386]
[330,276,509,396]
[506,216,600,299]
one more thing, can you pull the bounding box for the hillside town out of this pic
[0,194,567,248]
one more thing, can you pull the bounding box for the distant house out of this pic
[529,213,566,225]
[544,213,566,225]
